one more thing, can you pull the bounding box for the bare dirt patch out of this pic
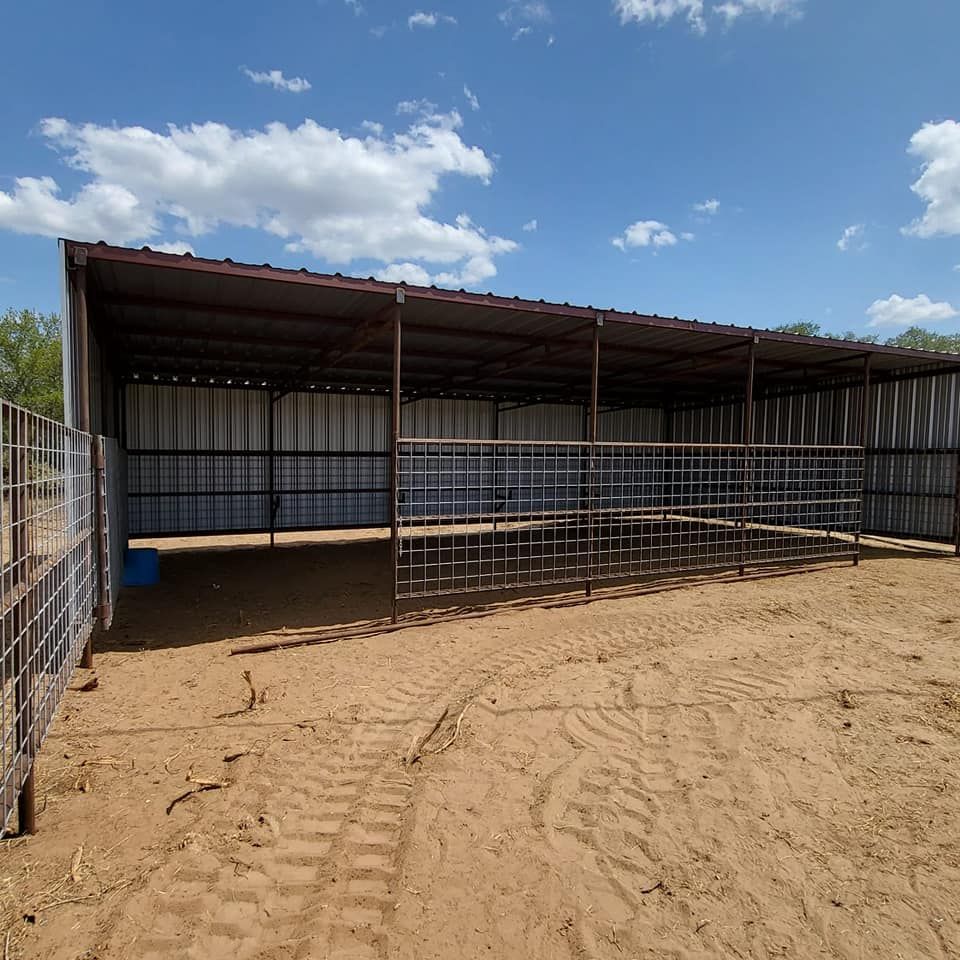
[2,534,959,959]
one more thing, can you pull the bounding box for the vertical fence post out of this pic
[268,391,276,549]
[854,353,873,567]
[390,293,403,624]
[738,336,757,577]
[585,315,602,597]
[492,401,500,534]
[74,265,96,669]
[92,435,110,634]
[952,451,960,557]
[11,410,36,835]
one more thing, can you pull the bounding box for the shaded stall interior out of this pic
[60,240,960,631]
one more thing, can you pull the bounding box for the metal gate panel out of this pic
[1,401,97,831]
[396,439,863,601]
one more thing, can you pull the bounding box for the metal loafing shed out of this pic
[59,239,960,625]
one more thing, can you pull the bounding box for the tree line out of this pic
[1,307,959,424]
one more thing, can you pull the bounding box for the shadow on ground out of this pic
[99,533,955,652]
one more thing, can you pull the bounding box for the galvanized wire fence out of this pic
[396,440,863,599]
[1,400,97,832]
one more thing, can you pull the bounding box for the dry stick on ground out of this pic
[243,670,257,710]
[215,671,260,719]
[405,706,450,766]
[434,703,470,755]
[70,845,84,884]
[166,768,229,815]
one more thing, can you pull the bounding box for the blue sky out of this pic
[1,0,958,336]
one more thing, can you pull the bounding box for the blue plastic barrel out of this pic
[123,548,159,587]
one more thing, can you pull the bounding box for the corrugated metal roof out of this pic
[69,239,960,406]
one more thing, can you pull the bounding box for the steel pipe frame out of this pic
[72,266,96,671]
[854,354,873,566]
[738,337,757,576]
[391,301,402,624]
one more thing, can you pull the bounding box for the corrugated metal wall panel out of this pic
[275,392,388,451]
[499,403,585,441]
[123,375,960,543]
[870,374,960,448]
[671,375,960,542]
[674,403,742,443]
[127,384,269,450]
[598,407,663,442]
[401,398,496,440]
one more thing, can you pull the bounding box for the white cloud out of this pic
[376,262,433,285]
[693,197,720,215]
[614,0,705,33]
[499,1,552,24]
[464,85,480,111]
[361,120,384,136]
[0,113,517,288]
[499,1,551,39]
[902,120,960,238]
[408,11,457,29]
[613,219,692,250]
[345,0,364,15]
[241,68,311,94]
[715,0,803,24]
[837,223,865,252]
[614,0,802,31]
[148,241,196,255]
[396,98,438,116]
[680,231,695,241]
[954,263,960,272]
[866,293,958,328]
[0,175,155,242]
[522,218,538,232]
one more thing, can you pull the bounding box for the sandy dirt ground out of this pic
[2,533,960,959]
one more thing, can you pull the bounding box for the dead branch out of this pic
[243,670,256,711]
[166,768,229,815]
[215,671,260,718]
[434,703,470,754]
[166,783,225,815]
[70,844,84,884]
[405,706,449,766]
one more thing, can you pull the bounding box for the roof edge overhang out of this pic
[62,239,960,371]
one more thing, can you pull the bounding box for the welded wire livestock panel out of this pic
[396,440,863,601]
[1,401,96,831]
[591,443,746,579]
[747,446,863,563]
[397,440,592,597]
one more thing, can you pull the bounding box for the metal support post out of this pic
[390,293,404,623]
[738,336,756,576]
[854,353,872,567]
[11,411,36,834]
[586,315,602,597]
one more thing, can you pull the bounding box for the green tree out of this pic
[0,309,63,420]
[884,326,960,354]
[771,321,823,337]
